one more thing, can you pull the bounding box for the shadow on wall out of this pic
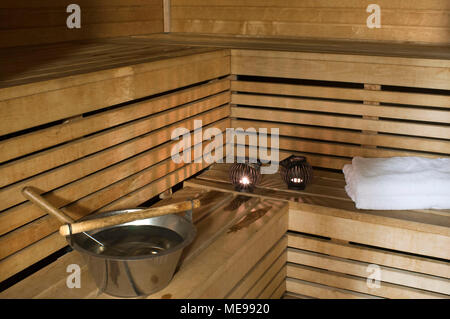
[0,0,163,81]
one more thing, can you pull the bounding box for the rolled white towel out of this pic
[343,156,450,210]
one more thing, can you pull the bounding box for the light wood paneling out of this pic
[231,50,450,90]
[171,0,450,44]
[0,0,164,48]
[229,49,450,170]
[0,49,231,283]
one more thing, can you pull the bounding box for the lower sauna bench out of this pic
[185,164,450,299]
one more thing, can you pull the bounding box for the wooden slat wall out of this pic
[230,49,450,170]
[171,0,450,44]
[287,217,450,299]
[0,0,164,48]
[0,50,230,283]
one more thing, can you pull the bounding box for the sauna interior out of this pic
[0,0,449,300]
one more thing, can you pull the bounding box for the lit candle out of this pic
[291,177,303,183]
[240,176,250,185]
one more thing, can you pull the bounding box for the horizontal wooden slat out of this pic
[289,204,450,260]
[0,0,163,48]
[0,159,215,283]
[172,7,450,27]
[231,106,450,140]
[0,0,162,8]
[0,50,230,135]
[233,119,450,155]
[0,79,230,163]
[257,266,286,299]
[171,0,450,10]
[244,253,286,298]
[288,233,450,279]
[0,92,230,188]
[226,236,287,298]
[287,247,450,295]
[0,6,163,29]
[241,135,429,160]
[0,120,229,260]
[287,263,447,299]
[173,20,450,44]
[0,106,230,218]
[169,0,450,45]
[286,277,373,299]
[1,21,164,48]
[0,112,229,235]
[269,280,286,299]
[232,93,450,123]
[231,81,450,109]
[231,52,450,89]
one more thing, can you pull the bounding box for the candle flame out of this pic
[240,176,250,185]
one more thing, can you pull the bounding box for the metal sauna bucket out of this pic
[68,208,196,298]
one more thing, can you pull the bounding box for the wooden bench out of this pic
[0,33,449,298]
[187,164,450,299]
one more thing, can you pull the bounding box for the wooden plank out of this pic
[231,106,450,140]
[231,52,450,90]
[129,199,288,299]
[136,33,450,61]
[0,159,215,282]
[172,7,450,27]
[244,256,286,299]
[0,93,230,188]
[232,93,450,123]
[289,204,450,260]
[232,119,450,155]
[287,263,447,299]
[0,21,163,48]
[0,250,97,299]
[286,277,372,299]
[287,247,450,295]
[231,81,450,108]
[269,280,286,299]
[0,6,163,29]
[170,0,450,11]
[0,78,230,163]
[257,266,286,299]
[164,0,171,32]
[0,232,67,283]
[180,195,260,265]
[0,50,230,135]
[0,113,228,239]
[226,236,287,298]
[173,19,449,44]
[0,104,230,218]
[242,136,429,159]
[192,200,288,299]
[0,0,162,9]
[287,233,450,279]
[0,123,229,260]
